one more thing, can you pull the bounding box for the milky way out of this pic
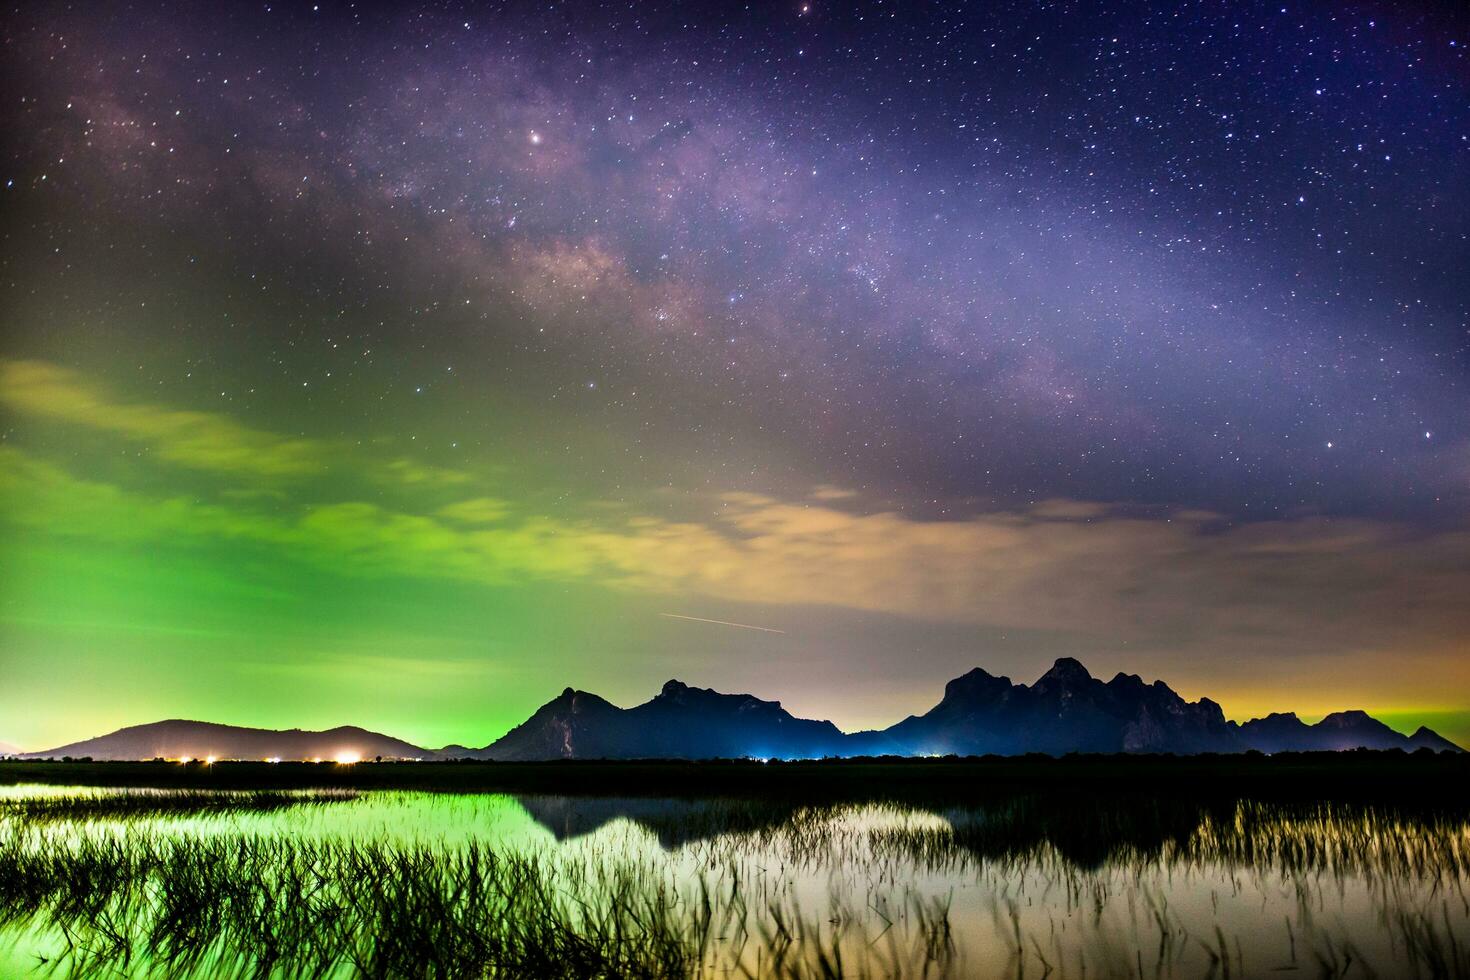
[2,1,1467,749]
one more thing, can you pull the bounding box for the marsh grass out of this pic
[0,826,937,979]
[0,791,1466,979]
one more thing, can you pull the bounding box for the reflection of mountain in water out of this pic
[932,796,1235,869]
[513,792,1464,875]
[514,795,801,849]
[512,792,1239,869]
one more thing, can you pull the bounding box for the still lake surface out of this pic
[0,783,1466,977]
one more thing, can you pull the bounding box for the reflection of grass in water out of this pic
[0,789,358,823]
[0,794,1467,978]
[853,796,1470,878]
[1194,799,1469,877]
[0,826,945,979]
[858,797,1470,978]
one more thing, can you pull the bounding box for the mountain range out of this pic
[15,658,1463,760]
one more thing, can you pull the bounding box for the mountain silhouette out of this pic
[17,660,1465,760]
[1406,726,1464,753]
[1238,710,1465,754]
[479,680,853,761]
[464,658,1460,760]
[476,688,630,761]
[17,720,433,762]
[880,659,1241,756]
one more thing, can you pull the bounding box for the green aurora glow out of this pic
[2,359,1467,751]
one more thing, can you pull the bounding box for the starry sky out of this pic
[2,0,1468,751]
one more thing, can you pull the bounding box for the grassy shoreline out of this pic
[3,753,1468,803]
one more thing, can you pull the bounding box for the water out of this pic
[0,785,1466,977]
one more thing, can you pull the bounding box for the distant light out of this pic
[264,757,281,764]
[334,751,361,765]
[178,756,192,764]
[528,130,542,145]
[204,756,217,765]
[310,757,323,764]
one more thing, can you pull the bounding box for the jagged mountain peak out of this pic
[653,680,782,713]
[1034,656,1094,688]
[1319,710,1379,727]
[940,666,1012,702]
[541,687,610,709]
[1257,711,1302,722]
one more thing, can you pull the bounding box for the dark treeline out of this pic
[4,752,1469,805]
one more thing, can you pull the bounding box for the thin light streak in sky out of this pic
[659,613,786,634]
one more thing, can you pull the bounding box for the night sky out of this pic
[2,1,1467,751]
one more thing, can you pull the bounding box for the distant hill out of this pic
[19,720,434,762]
[1238,710,1465,754]
[20,661,1465,761]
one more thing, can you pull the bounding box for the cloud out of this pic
[0,360,471,491]
[381,458,471,487]
[643,496,1470,660]
[436,497,512,524]
[5,432,1468,666]
[0,360,329,479]
[2,365,1465,674]
[809,485,859,501]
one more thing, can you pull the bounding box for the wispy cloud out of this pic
[1,360,329,479]
[0,360,471,491]
[436,497,513,524]
[5,377,1469,671]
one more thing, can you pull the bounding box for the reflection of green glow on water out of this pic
[1,787,1467,978]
